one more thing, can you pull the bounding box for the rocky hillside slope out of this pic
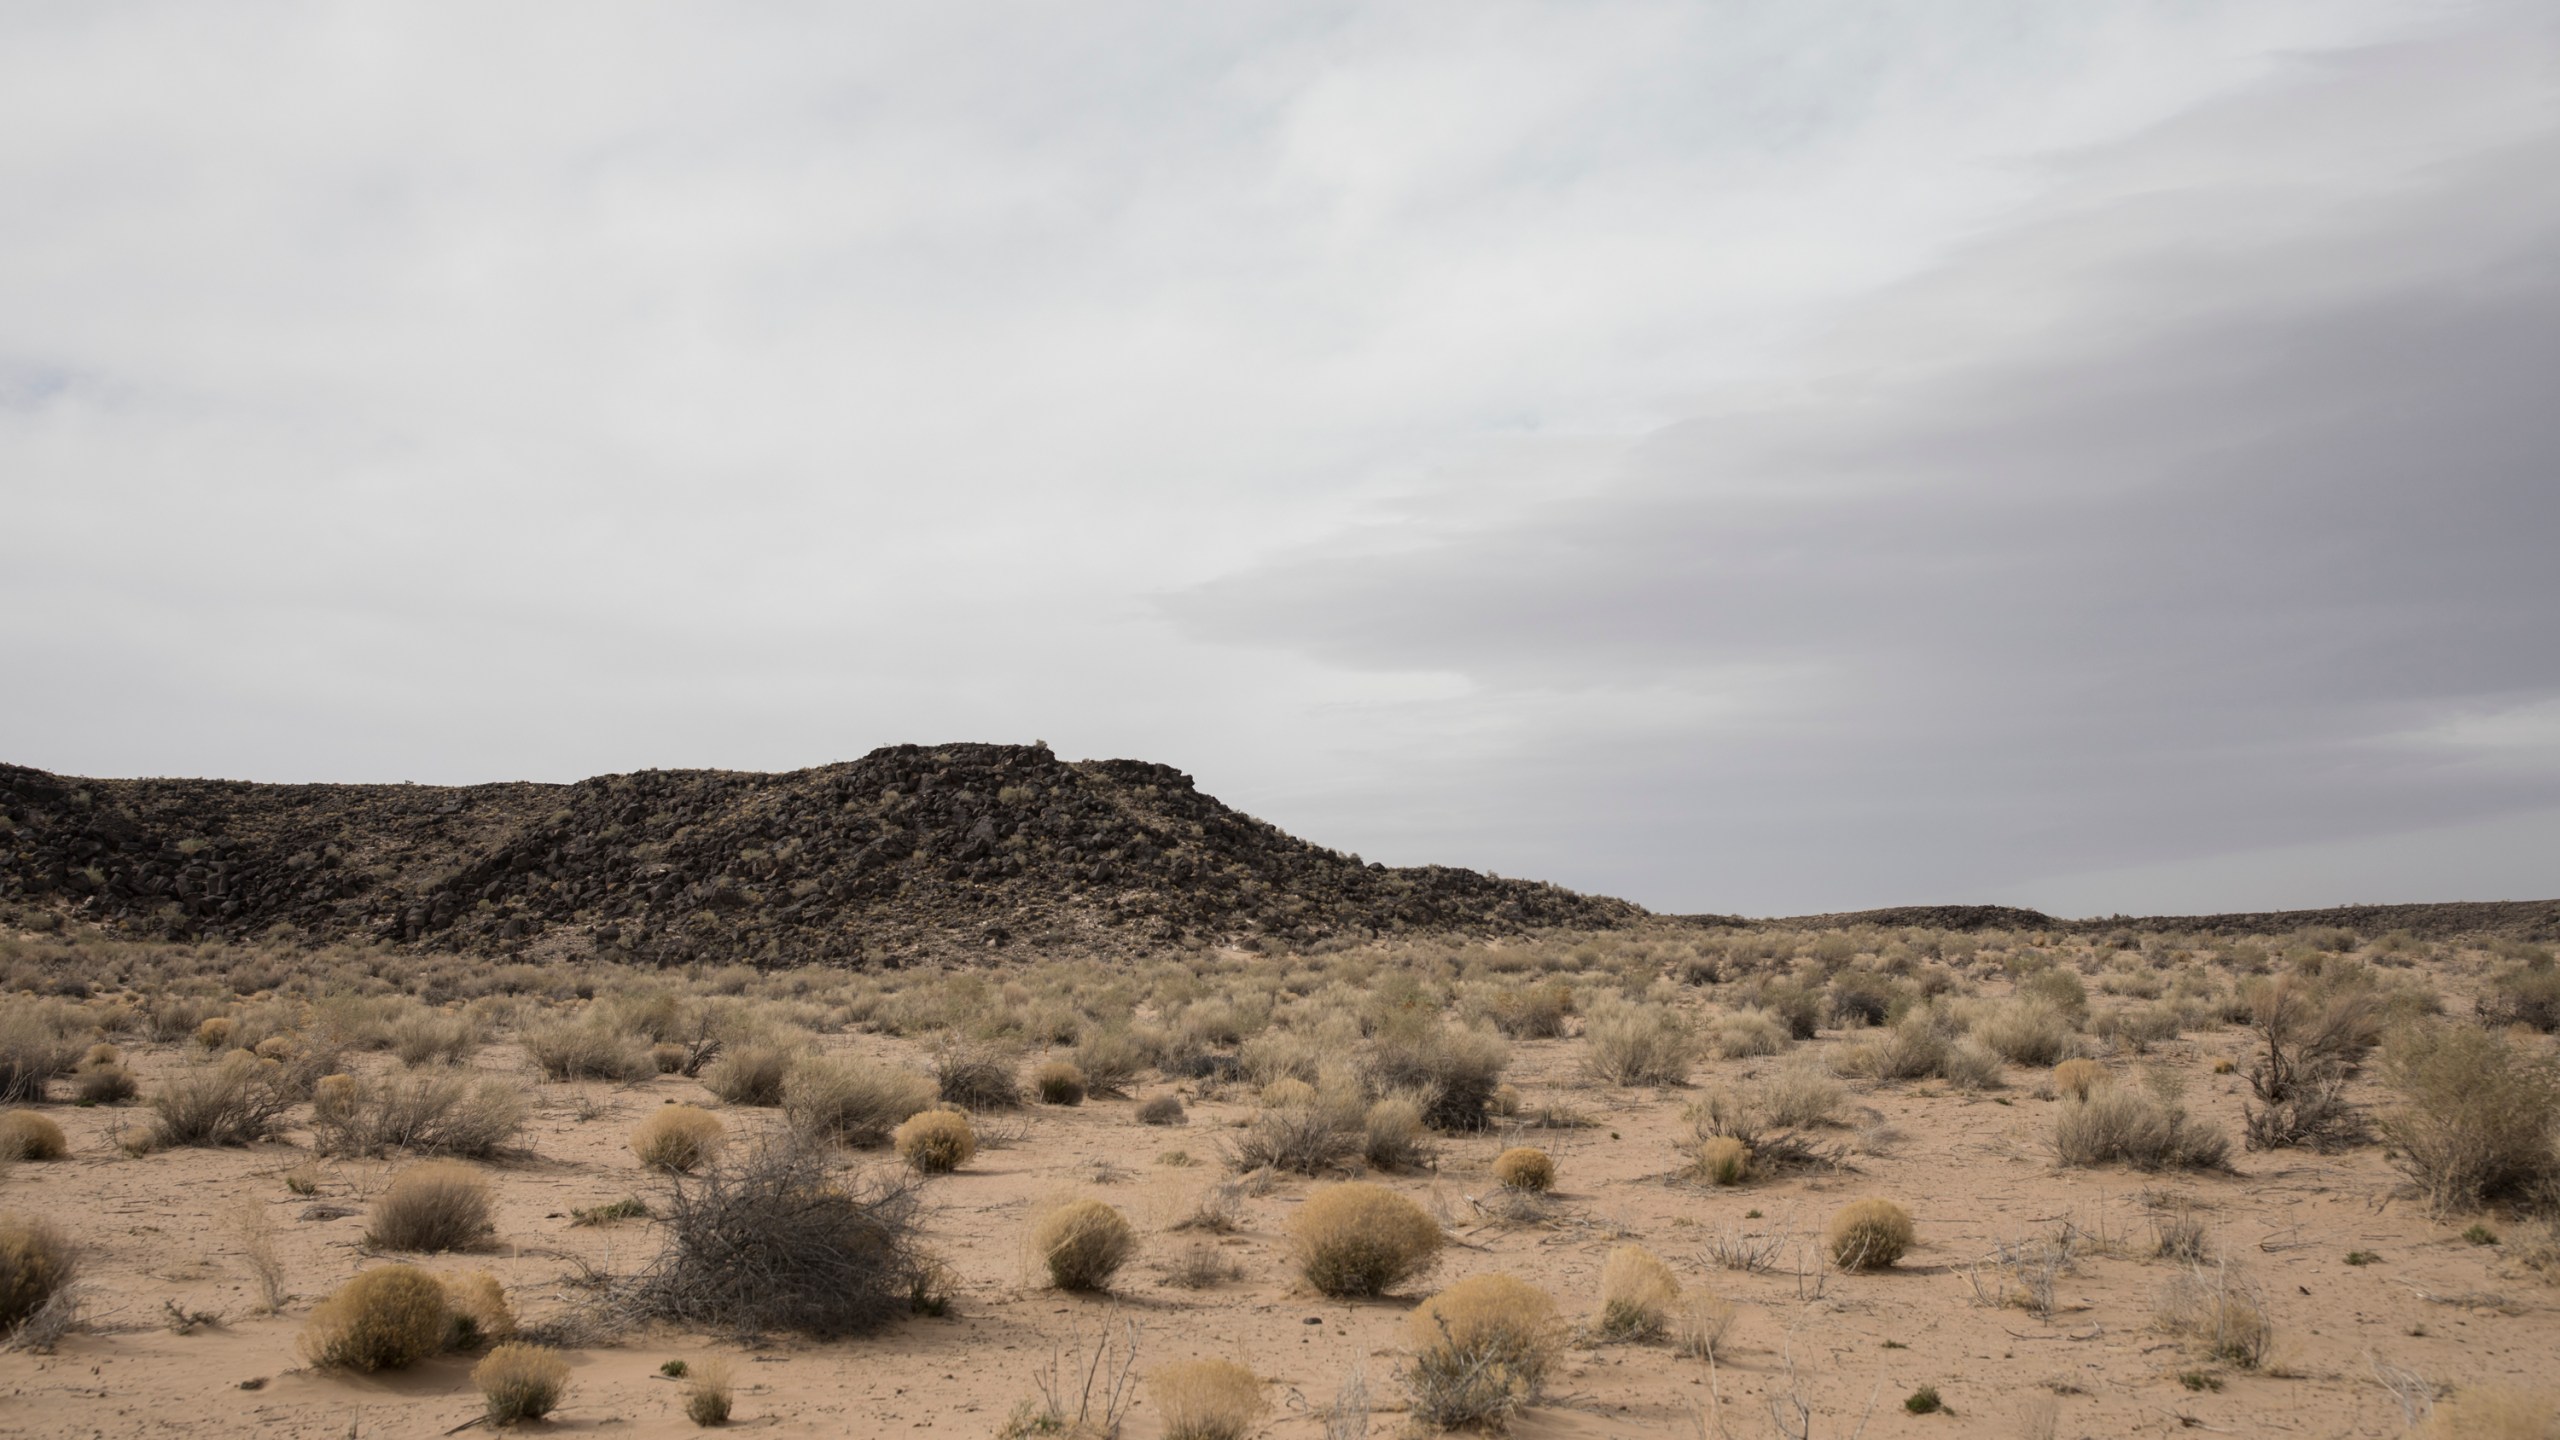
[0,744,1644,965]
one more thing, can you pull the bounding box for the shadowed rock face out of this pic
[0,743,1645,965]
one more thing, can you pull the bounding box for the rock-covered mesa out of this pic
[0,743,1645,966]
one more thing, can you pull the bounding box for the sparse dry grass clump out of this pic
[1137,1094,1187,1126]
[784,1056,935,1148]
[0,1110,66,1161]
[1827,1198,1915,1271]
[892,1109,976,1174]
[474,1342,571,1425]
[2477,952,2560,1034]
[73,1053,138,1105]
[1361,1096,1432,1172]
[1365,1020,1508,1132]
[1693,1135,1751,1186]
[934,1040,1022,1110]
[442,1270,517,1348]
[1709,1009,1792,1059]
[1229,1099,1355,1176]
[389,1009,479,1067]
[2052,1058,2105,1100]
[632,1105,728,1173]
[1685,1060,1843,1174]
[2054,1084,2229,1171]
[1973,999,2080,1067]
[0,1213,78,1330]
[1671,1288,1736,1360]
[1491,1146,1553,1193]
[523,1019,654,1082]
[148,1050,298,1148]
[310,1069,528,1158]
[1581,1002,1696,1086]
[685,1357,736,1426]
[1033,1060,1086,1106]
[632,1139,928,1338]
[2156,1260,2272,1368]
[299,1264,451,1371]
[1289,1181,1442,1297]
[0,1007,82,1103]
[1033,1197,1136,1292]
[1595,1244,1679,1340]
[2414,1386,2560,1440]
[1403,1272,1563,1431]
[366,1160,495,1252]
[2377,1019,2560,1214]
[702,1043,795,1107]
[1147,1357,1266,1440]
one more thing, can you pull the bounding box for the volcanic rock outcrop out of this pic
[0,743,1644,964]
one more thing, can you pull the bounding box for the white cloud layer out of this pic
[5,1,2551,916]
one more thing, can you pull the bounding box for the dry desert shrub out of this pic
[1710,1009,1792,1059]
[310,1069,528,1158]
[1670,1288,1736,1360]
[1482,982,1573,1039]
[2377,1020,2560,1214]
[1137,1094,1186,1126]
[1491,1147,1553,1193]
[523,1019,655,1082]
[0,1110,65,1161]
[0,1007,81,1103]
[633,1105,729,1173]
[72,1055,137,1104]
[702,1042,795,1107]
[1229,1100,1355,1176]
[2415,1387,2560,1440]
[1693,1135,1751,1186]
[299,1264,451,1371]
[2477,957,2560,1033]
[474,1342,570,1425]
[2052,1058,2104,1101]
[1403,1272,1563,1431]
[1261,1077,1317,1109]
[1685,1061,1843,1173]
[1596,1244,1680,1340]
[1034,1060,1087,1106]
[0,1213,77,1331]
[1364,1020,1508,1132]
[441,1270,516,1348]
[1289,1182,1442,1297]
[631,1138,928,1338]
[1034,1198,1137,1292]
[2156,1260,2272,1368]
[1831,1012,1949,1082]
[783,1055,935,1148]
[1580,1002,1695,1086]
[685,1357,736,1426]
[1973,999,2080,1066]
[366,1160,495,1252]
[148,1050,298,1148]
[1071,1028,1146,1098]
[933,1040,1022,1109]
[1826,1198,1915,1271]
[2239,977,2371,1152]
[2053,1085,2229,1171]
[1148,1357,1266,1440]
[1361,1097,1432,1172]
[893,1109,976,1174]
[389,1009,479,1067]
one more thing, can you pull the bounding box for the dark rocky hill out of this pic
[0,744,1645,965]
[1750,900,2560,941]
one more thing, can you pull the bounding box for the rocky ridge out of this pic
[0,743,1644,965]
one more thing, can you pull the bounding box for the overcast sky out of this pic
[6,2,2555,918]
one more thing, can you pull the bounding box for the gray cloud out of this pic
[1176,13,2560,912]
[3,1,2543,916]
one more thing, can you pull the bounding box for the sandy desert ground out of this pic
[0,923,2555,1439]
